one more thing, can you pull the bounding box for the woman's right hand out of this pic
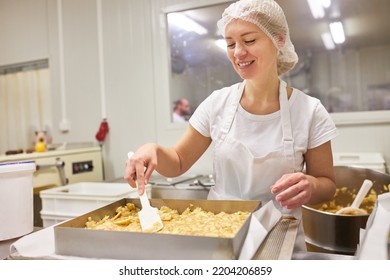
[124,125,212,195]
[124,143,158,195]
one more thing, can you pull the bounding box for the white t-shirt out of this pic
[190,82,338,158]
[172,112,187,123]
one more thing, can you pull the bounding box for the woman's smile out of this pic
[237,60,254,68]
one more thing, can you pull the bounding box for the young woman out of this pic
[124,0,338,251]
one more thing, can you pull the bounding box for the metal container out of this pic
[150,174,212,200]
[302,166,390,255]
[54,198,261,259]
[151,185,210,200]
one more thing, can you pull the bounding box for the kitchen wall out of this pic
[0,0,389,180]
[46,0,161,180]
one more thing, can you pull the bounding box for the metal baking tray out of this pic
[54,198,261,260]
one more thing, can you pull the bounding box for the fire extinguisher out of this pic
[95,118,109,145]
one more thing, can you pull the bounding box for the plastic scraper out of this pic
[127,152,163,232]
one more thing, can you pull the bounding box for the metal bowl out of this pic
[302,166,390,255]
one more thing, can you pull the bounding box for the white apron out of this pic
[208,79,307,252]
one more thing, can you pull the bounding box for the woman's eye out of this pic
[245,39,255,45]
[226,42,235,48]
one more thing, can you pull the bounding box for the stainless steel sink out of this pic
[150,185,210,200]
[149,174,213,200]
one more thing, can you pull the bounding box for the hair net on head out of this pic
[217,0,298,75]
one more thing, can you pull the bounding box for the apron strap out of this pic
[279,79,296,172]
[216,81,245,146]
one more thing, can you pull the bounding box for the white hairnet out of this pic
[217,0,298,75]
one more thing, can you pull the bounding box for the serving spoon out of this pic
[336,179,373,215]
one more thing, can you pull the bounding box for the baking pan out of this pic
[54,198,261,260]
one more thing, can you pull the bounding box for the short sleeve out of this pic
[308,102,338,149]
[189,82,244,140]
[189,96,212,138]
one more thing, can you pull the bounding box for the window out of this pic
[0,59,51,154]
[165,0,390,124]
[166,2,240,123]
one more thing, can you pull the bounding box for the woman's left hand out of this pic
[270,172,313,209]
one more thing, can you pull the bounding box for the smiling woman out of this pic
[126,0,338,255]
[0,60,52,154]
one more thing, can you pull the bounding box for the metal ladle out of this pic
[336,179,373,215]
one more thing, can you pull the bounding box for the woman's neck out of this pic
[241,76,280,115]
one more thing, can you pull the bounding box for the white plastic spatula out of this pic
[127,152,163,232]
[336,179,373,215]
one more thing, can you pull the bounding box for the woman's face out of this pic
[224,19,278,80]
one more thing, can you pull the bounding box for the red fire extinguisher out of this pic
[95,118,109,145]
